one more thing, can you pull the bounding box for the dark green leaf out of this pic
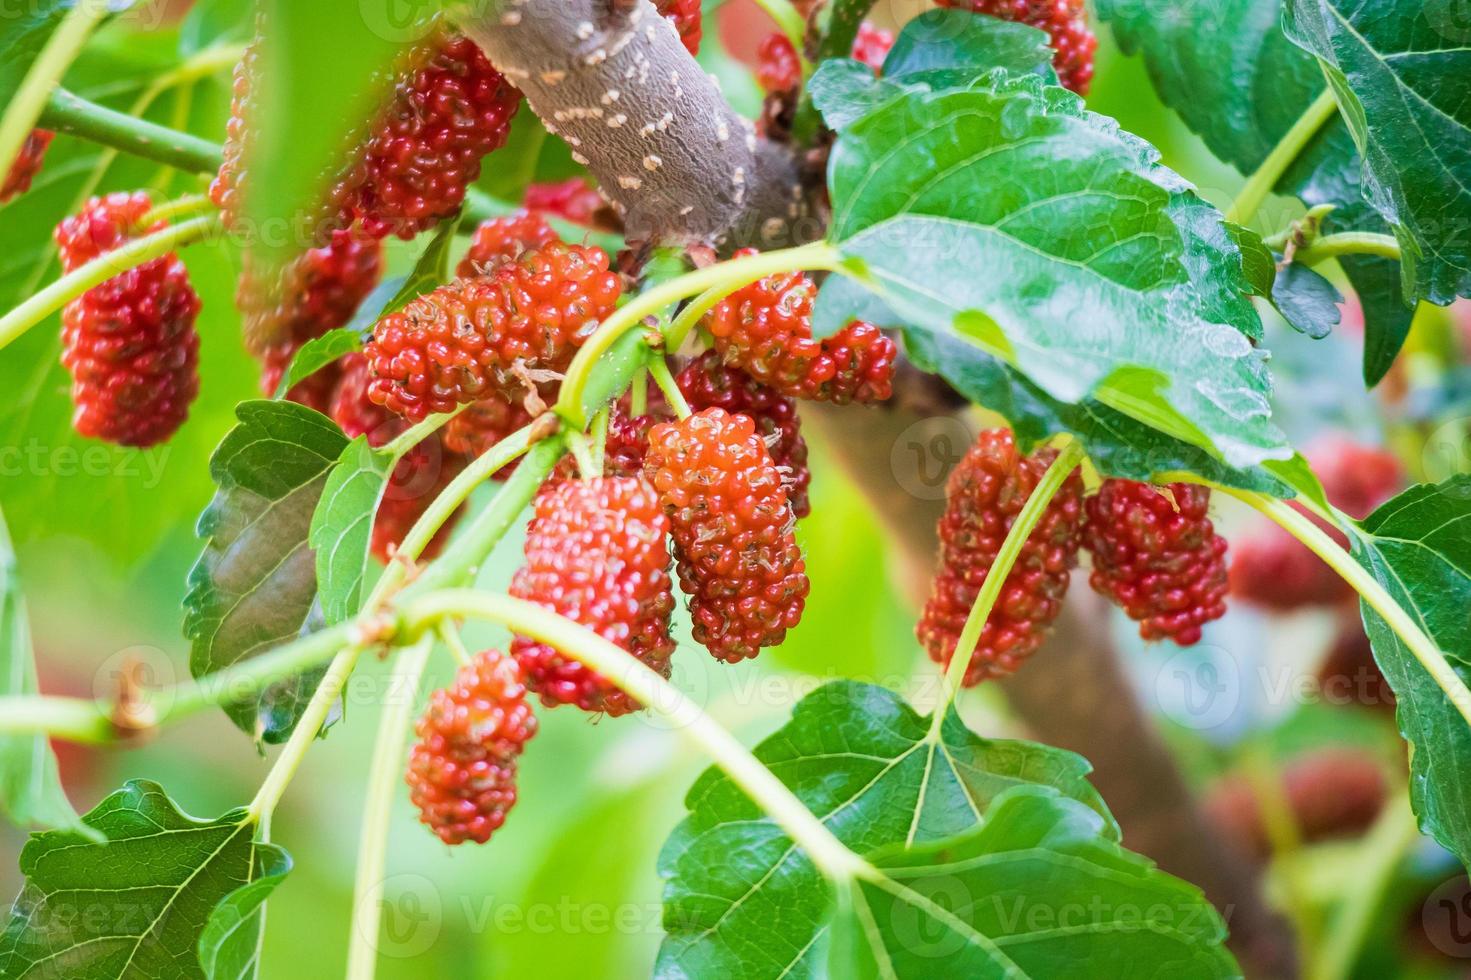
[197,846,291,980]
[829,787,1238,977]
[0,506,86,836]
[183,401,347,744]
[1284,0,1471,305]
[0,2,69,110]
[656,681,1109,978]
[1349,478,1471,869]
[0,780,289,980]
[309,436,391,625]
[828,72,1287,470]
[1274,262,1343,338]
[274,326,363,397]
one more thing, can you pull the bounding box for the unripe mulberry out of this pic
[55,192,201,447]
[364,242,620,420]
[645,408,809,662]
[655,0,703,55]
[916,428,1085,684]
[510,477,676,715]
[456,210,560,278]
[936,0,1096,93]
[678,351,811,518]
[523,179,606,227]
[406,648,536,845]
[1,130,54,204]
[1084,480,1229,645]
[704,264,896,404]
[1231,438,1402,611]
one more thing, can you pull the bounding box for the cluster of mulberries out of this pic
[1,130,54,204]
[655,0,703,55]
[916,428,1085,685]
[522,179,607,227]
[704,264,896,404]
[54,192,201,447]
[936,0,1096,93]
[645,408,810,662]
[510,478,676,716]
[457,211,561,277]
[364,242,620,419]
[406,648,537,845]
[1083,480,1230,646]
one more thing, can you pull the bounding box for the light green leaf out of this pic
[273,326,363,397]
[0,780,289,980]
[183,401,347,744]
[197,846,291,980]
[309,436,391,625]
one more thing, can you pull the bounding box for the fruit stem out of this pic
[647,356,691,419]
[566,428,599,479]
[1292,232,1401,265]
[439,622,473,667]
[345,635,433,980]
[0,212,223,353]
[39,87,226,175]
[400,590,872,883]
[379,404,467,459]
[926,440,1086,736]
[629,366,648,416]
[1226,89,1339,227]
[588,406,610,474]
[0,0,109,187]
[664,283,727,351]
[556,241,842,426]
[1209,483,1471,731]
[140,193,214,227]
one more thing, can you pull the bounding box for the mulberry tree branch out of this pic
[456,0,816,250]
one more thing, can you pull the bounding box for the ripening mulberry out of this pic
[757,34,803,94]
[1231,438,1402,611]
[523,179,606,226]
[916,429,1085,684]
[679,351,811,518]
[936,0,1096,93]
[510,478,676,715]
[407,648,537,845]
[364,243,620,420]
[55,192,201,448]
[1084,480,1229,645]
[456,210,560,278]
[1,130,54,204]
[441,392,535,476]
[851,22,896,74]
[645,408,809,662]
[655,0,703,55]
[704,264,896,404]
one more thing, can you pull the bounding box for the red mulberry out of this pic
[1231,437,1402,611]
[509,477,676,715]
[645,408,809,662]
[456,210,560,278]
[679,351,811,518]
[655,0,703,55]
[55,192,201,448]
[936,0,1096,93]
[364,242,620,420]
[851,22,896,74]
[2,130,53,204]
[916,428,1085,684]
[705,264,896,404]
[757,34,803,94]
[406,648,536,845]
[523,179,606,226]
[1084,480,1229,645]
[441,392,535,476]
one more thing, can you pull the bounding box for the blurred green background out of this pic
[4,1,1470,977]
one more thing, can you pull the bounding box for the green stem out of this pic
[439,622,473,667]
[664,283,726,351]
[926,441,1085,739]
[647,356,691,419]
[0,213,223,352]
[379,405,466,459]
[345,637,432,980]
[1309,792,1420,980]
[1210,484,1471,731]
[752,0,809,60]
[1226,89,1339,226]
[556,241,841,426]
[1292,232,1401,265]
[39,87,225,175]
[401,589,870,882]
[566,429,598,479]
[141,193,213,226]
[0,0,109,183]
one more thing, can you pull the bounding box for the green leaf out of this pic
[1284,0,1471,306]
[1274,262,1343,338]
[179,0,252,56]
[0,780,289,980]
[273,325,363,397]
[308,436,391,625]
[829,787,1238,977]
[0,1,69,109]
[656,681,1111,978]
[183,400,347,744]
[1095,0,1417,384]
[197,847,291,980]
[0,505,86,836]
[381,215,459,313]
[1348,478,1471,870]
[828,72,1288,470]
